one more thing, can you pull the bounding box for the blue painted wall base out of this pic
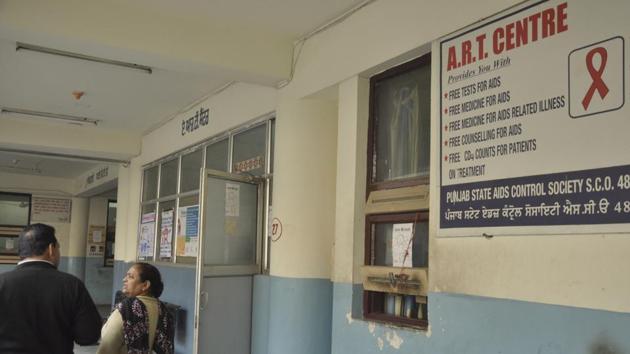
[267,276,333,354]
[331,282,630,354]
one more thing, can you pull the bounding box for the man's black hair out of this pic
[18,223,58,259]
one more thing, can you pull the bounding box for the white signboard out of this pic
[31,197,72,223]
[439,0,629,236]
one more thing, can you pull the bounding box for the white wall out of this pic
[284,0,517,99]
[87,197,108,228]
[331,76,368,284]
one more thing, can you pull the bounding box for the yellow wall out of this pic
[270,95,338,279]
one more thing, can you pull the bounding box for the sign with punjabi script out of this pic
[181,107,210,136]
[439,0,629,236]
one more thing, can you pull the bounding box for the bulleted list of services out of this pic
[439,0,629,234]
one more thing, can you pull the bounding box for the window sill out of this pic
[363,312,428,331]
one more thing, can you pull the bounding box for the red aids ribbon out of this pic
[581,47,609,110]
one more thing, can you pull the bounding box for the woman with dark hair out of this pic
[97,263,174,354]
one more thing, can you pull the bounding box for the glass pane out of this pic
[232,124,266,176]
[159,158,179,197]
[0,193,30,226]
[373,62,431,182]
[203,178,258,266]
[180,150,203,193]
[206,139,228,172]
[371,221,428,267]
[157,200,176,262]
[142,166,158,201]
[138,204,156,262]
[176,194,199,264]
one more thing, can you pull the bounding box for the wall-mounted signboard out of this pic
[439,0,629,236]
[31,197,72,223]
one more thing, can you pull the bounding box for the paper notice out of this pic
[225,183,240,217]
[392,223,413,267]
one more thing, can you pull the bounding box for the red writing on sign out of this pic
[446,2,568,71]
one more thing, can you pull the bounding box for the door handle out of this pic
[200,291,209,311]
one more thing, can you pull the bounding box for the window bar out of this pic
[153,164,162,261]
[173,156,183,264]
[263,120,274,273]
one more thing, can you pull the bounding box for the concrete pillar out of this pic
[331,76,370,323]
[65,197,88,280]
[266,95,338,354]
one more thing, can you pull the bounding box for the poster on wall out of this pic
[160,210,173,258]
[31,197,72,223]
[439,0,629,236]
[88,244,105,257]
[87,225,106,257]
[139,212,155,257]
[176,205,199,257]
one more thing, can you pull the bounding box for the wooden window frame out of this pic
[366,53,431,193]
[363,211,429,329]
[364,53,432,329]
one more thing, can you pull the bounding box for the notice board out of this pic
[439,0,629,236]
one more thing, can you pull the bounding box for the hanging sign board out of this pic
[439,0,629,236]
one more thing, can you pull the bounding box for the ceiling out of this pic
[0,150,99,179]
[0,0,367,180]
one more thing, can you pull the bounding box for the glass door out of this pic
[194,169,263,354]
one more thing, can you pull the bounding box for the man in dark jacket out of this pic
[0,223,102,354]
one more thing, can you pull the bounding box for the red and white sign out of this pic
[439,0,630,237]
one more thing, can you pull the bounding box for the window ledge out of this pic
[361,313,428,332]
